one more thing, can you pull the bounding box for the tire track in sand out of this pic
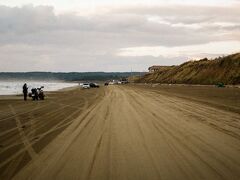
[9,105,38,160]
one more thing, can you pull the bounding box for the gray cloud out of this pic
[0,4,239,71]
[113,4,240,24]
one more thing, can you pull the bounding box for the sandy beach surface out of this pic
[0,85,240,180]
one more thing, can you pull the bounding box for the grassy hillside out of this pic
[135,53,240,85]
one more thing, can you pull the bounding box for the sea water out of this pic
[0,81,78,95]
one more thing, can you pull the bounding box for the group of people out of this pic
[22,83,45,101]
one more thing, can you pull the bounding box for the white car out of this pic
[82,83,90,89]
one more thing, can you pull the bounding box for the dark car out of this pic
[104,82,109,86]
[90,83,99,88]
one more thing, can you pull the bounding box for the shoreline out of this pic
[0,84,79,98]
[1,82,239,99]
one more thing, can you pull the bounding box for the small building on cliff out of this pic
[148,65,162,73]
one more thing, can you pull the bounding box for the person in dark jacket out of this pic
[23,83,28,101]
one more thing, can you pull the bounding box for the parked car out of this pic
[90,83,99,88]
[104,82,109,86]
[121,80,128,84]
[82,83,90,89]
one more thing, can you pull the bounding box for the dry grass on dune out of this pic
[137,53,240,85]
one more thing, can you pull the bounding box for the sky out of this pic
[0,0,240,72]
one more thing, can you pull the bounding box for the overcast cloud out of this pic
[0,2,240,72]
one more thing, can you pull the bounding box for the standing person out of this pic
[23,83,28,101]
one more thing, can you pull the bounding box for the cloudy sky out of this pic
[0,0,240,72]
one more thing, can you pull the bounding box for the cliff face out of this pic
[136,53,240,85]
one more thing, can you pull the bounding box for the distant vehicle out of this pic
[82,83,90,89]
[119,77,128,84]
[113,80,118,84]
[121,80,128,84]
[29,86,45,100]
[90,83,99,88]
[109,79,128,85]
[216,82,225,88]
[104,82,109,86]
[38,86,45,100]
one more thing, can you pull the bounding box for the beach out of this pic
[0,85,240,180]
[0,86,105,179]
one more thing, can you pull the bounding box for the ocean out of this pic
[0,81,78,95]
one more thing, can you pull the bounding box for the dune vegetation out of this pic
[135,53,240,85]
